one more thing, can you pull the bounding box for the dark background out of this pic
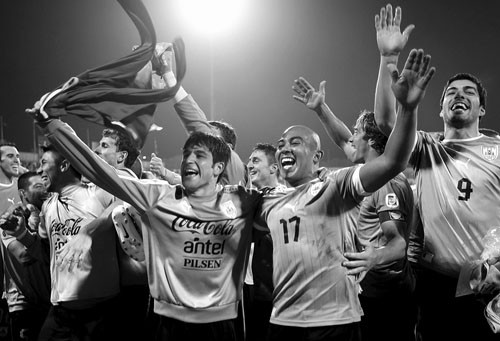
[2,0,500,167]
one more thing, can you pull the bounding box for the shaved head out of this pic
[282,125,321,151]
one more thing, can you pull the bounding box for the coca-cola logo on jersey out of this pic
[172,216,235,236]
[50,217,83,236]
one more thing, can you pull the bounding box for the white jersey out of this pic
[40,183,119,305]
[255,166,365,327]
[412,131,500,277]
[44,119,262,323]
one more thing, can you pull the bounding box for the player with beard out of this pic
[374,4,500,340]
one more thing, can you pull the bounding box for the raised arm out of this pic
[360,49,435,193]
[153,42,214,135]
[374,4,414,135]
[292,77,355,161]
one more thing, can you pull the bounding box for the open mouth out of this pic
[451,102,468,111]
[183,168,199,178]
[281,157,296,170]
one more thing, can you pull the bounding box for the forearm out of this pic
[384,105,416,168]
[373,235,406,265]
[359,105,416,193]
[173,91,213,135]
[314,103,353,158]
[374,55,399,136]
[13,231,45,263]
[42,120,151,213]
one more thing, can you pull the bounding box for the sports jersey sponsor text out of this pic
[172,216,235,236]
[182,237,225,270]
[50,217,84,252]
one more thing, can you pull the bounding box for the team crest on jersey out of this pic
[309,182,322,196]
[481,145,498,161]
[385,193,399,208]
[220,200,237,219]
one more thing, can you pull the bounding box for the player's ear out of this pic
[117,150,128,165]
[270,163,278,174]
[313,150,324,163]
[19,189,27,202]
[59,159,71,173]
[479,106,486,118]
[213,161,225,177]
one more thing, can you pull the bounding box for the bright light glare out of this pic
[175,0,247,35]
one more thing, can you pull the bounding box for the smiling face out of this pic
[181,144,223,195]
[0,145,20,180]
[276,126,322,187]
[247,149,277,189]
[440,79,485,129]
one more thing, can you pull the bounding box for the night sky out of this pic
[2,0,500,168]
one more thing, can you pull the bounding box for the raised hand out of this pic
[375,4,414,57]
[149,153,166,179]
[292,77,326,111]
[156,42,177,87]
[388,49,435,110]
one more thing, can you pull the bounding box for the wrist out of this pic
[162,71,177,87]
[174,86,188,103]
[381,54,399,64]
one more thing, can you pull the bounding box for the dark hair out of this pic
[209,121,237,149]
[357,111,388,155]
[17,171,39,191]
[183,132,231,170]
[102,128,140,168]
[440,73,487,109]
[252,143,277,164]
[0,142,17,159]
[40,144,81,179]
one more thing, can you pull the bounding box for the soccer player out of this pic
[28,105,261,340]
[93,128,152,340]
[245,143,281,341]
[373,4,500,340]
[3,144,121,340]
[0,143,41,341]
[2,171,51,341]
[293,76,416,340]
[155,43,247,186]
[255,49,434,341]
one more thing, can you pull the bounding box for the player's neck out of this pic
[56,177,82,194]
[287,174,317,188]
[443,125,480,140]
[186,184,218,200]
[0,169,13,185]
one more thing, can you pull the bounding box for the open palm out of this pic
[389,49,435,110]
